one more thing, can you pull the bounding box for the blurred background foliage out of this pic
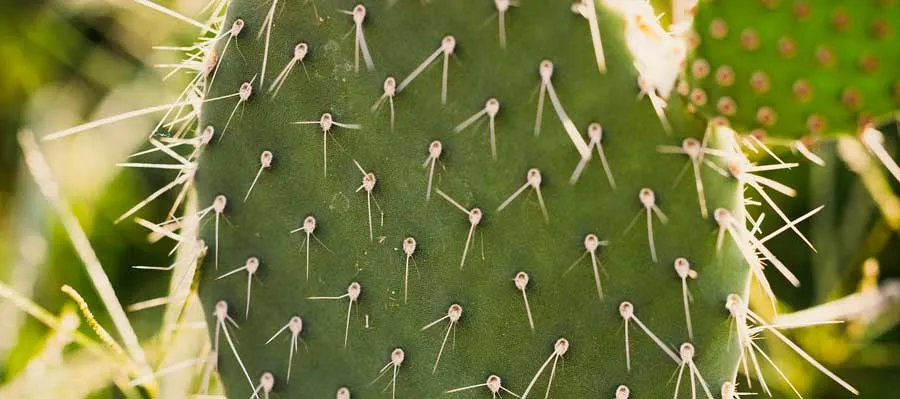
[0,0,898,398]
[0,1,212,397]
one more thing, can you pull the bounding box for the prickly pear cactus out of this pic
[197,1,749,397]
[684,0,900,138]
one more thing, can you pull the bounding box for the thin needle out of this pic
[497,168,548,222]
[243,151,273,202]
[862,126,900,183]
[536,60,591,158]
[340,5,375,72]
[397,36,456,104]
[402,237,416,303]
[43,92,240,141]
[521,338,569,399]
[514,272,535,330]
[257,0,279,88]
[455,98,500,159]
[423,141,442,201]
[674,258,698,340]
[308,282,361,348]
[435,189,482,269]
[421,304,462,373]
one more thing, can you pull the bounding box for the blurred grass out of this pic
[0,1,211,397]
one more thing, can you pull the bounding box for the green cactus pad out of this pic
[197,1,748,397]
[685,0,900,138]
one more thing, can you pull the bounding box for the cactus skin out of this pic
[197,1,749,397]
[685,0,900,138]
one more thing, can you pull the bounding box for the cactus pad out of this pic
[685,0,900,138]
[196,1,751,397]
